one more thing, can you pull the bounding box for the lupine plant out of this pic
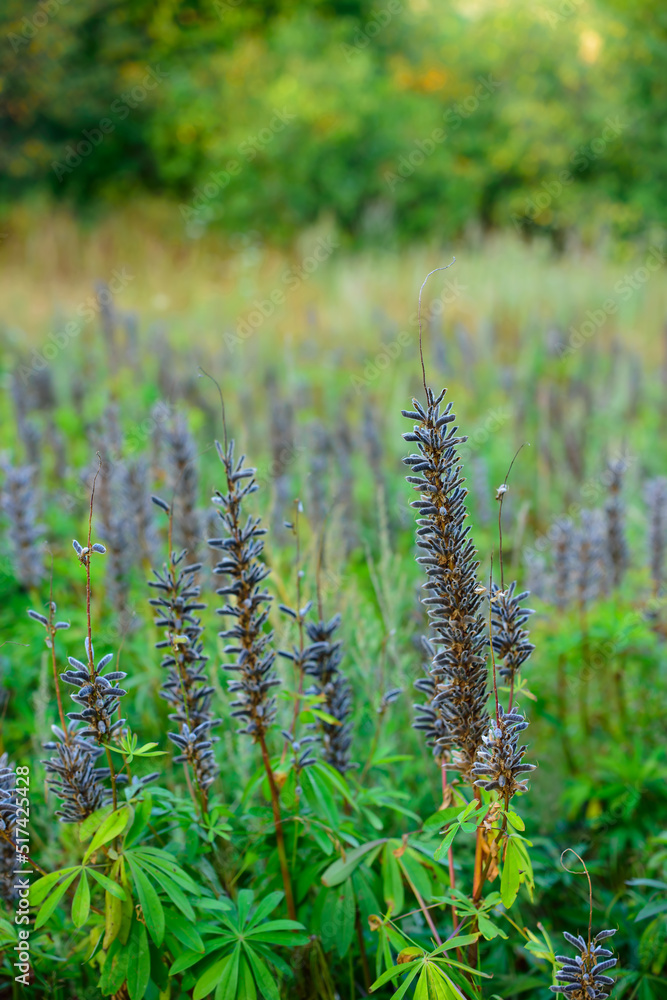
[10,266,667,998]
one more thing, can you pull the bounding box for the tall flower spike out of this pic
[403,389,489,781]
[645,476,667,595]
[148,543,219,792]
[304,614,355,774]
[574,510,607,609]
[413,637,450,755]
[471,705,536,799]
[42,722,118,823]
[604,459,628,590]
[60,639,128,743]
[552,519,575,610]
[490,582,535,684]
[167,414,202,561]
[0,753,18,902]
[209,440,280,741]
[550,929,617,998]
[0,462,44,589]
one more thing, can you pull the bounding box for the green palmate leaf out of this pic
[244,946,280,1000]
[157,873,196,921]
[244,931,310,946]
[71,870,90,928]
[477,914,507,940]
[500,839,523,910]
[506,810,525,831]
[429,965,469,1000]
[312,761,354,806]
[333,878,355,958]
[431,934,480,957]
[414,965,453,1000]
[391,963,423,1000]
[237,955,256,1000]
[168,913,205,953]
[78,804,114,843]
[237,888,254,928]
[149,937,170,991]
[130,847,200,893]
[308,708,342,726]
[433,826,459,863]
[87,867,127,900]
[83,806,131,863]
[194,955,233,1000]
[125,793,153,848]
[321,840,385,887]
[99,938,130,995]
[636,900,667,921]
[246,891,284,929]
[170,948,209,976]
[382,844,404,915]
[35,869,81,929]
[126,919,151,1000]
[126,858,165,946]
[246,919,305,936]
[370,958,422,990]
[29,867,79,908]
[104,886,123,950]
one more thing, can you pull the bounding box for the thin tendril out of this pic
[560,848,593,951]
[418,258,456,397]
[199,365,228,451]
[497,442,529,591]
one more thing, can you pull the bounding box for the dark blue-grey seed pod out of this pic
[209,440,279,741]
[604,459,628,590]
[645,476,667,595]
[42,721,121,823]
[0,462,45,589]
[490,582,535,683]
[149,548,219,793]
[403,388,489,781]
[61,638,126,743]
[550,928,617,998]
[303,614,355,774]
[471,704,536,798]
[167,414,202,560]
[0,754,18,901]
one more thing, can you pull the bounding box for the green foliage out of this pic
[0,0,665,241]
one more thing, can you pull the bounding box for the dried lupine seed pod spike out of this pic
[575,509,608,609]
[167,413,202,561]
[604,458,629,590]
[0,461,45,589]
[41,721,122,824]
[209,438,280,742]
[489,581,535,706]
[645,476,667,596]
[303,613,355,774]
[470,704,537,800]
[0,753,18,901]
[550,927,617,998]
[148,543,219,799]
[551,518,575,610]
[123,456,159,568]
[403,388,489,783]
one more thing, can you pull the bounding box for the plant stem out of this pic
[258,733,297,920]
[468,786,485,972]
[355,906,372,993]
[401,866,442,946]
[105,747,118,810]
[440,762,460,942]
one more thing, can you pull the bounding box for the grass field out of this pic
[1,212,667,998]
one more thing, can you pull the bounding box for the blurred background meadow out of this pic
[2,0,667,997]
